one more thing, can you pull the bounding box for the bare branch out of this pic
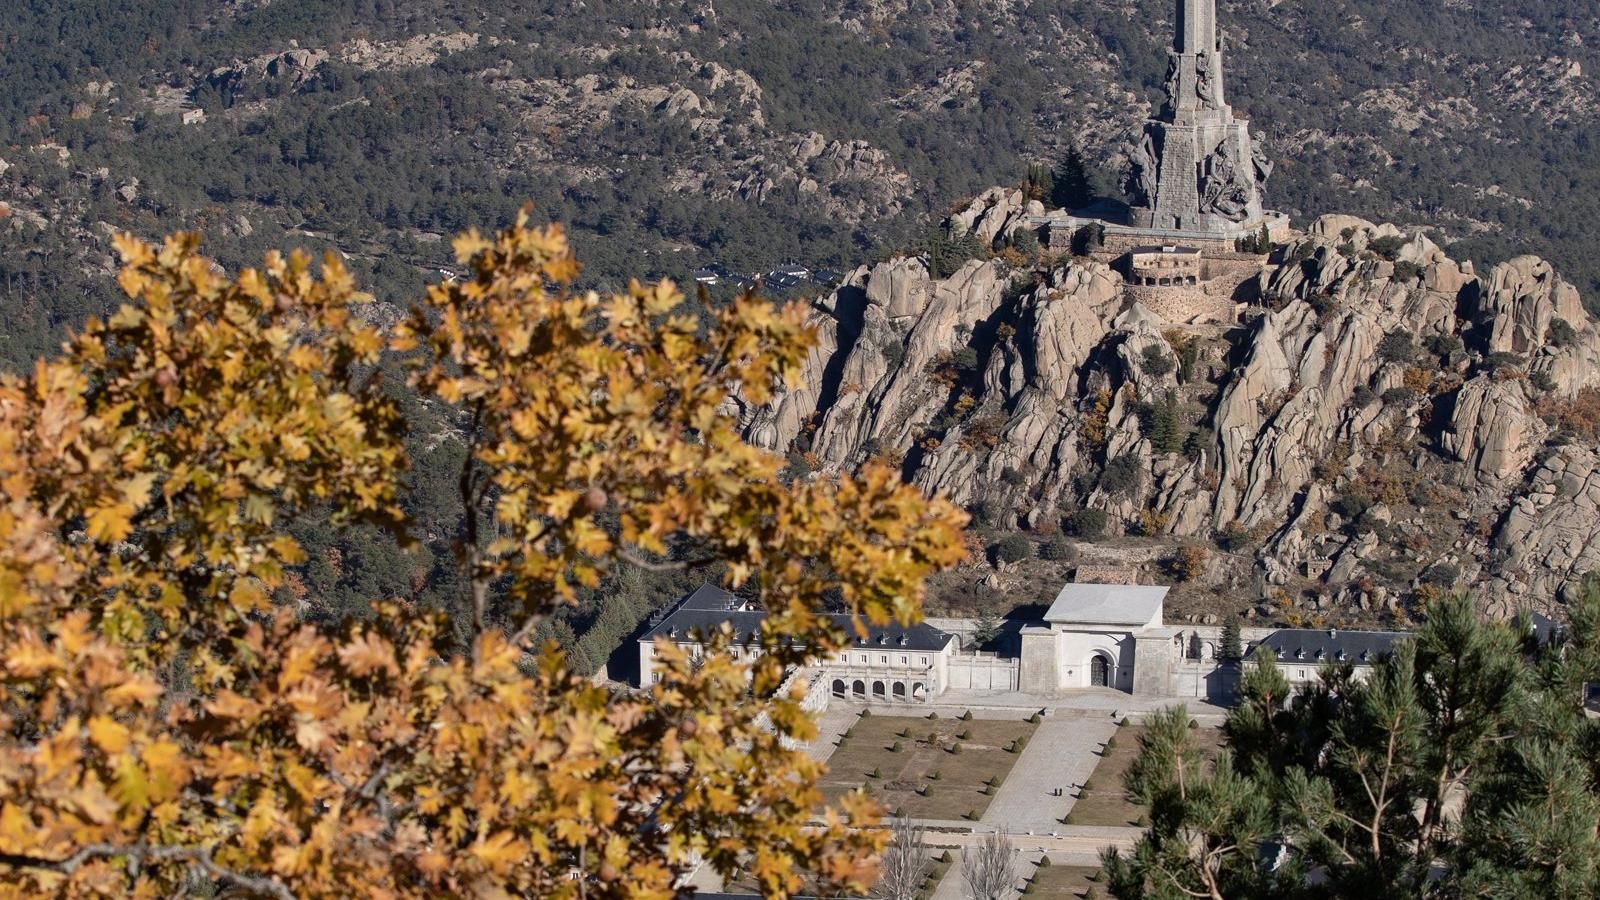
[960,828,1018,900]
[0,844,295,900]
[876,816,930,900]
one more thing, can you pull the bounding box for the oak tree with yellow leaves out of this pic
[0,213,967,898]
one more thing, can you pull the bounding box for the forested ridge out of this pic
[4,0,1600,665]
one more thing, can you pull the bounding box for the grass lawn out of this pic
[818,712,1038,821]
[1025,863,1105,897]
[1065,723,1223,827]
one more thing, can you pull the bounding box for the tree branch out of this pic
[0,844,295,900]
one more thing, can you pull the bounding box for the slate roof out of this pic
[641,584,954,652]
[1259,628,1409,666]
[1044,583,1167,627]
[1529,611,1564,646]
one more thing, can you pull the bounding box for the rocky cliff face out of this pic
[744,190,1600,622]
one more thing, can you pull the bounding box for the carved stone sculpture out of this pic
[1125,0,1267,233]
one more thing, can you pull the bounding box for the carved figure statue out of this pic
[1127,132,1160,207]
[1199,146,1251,221]
[1162,53,1180,110]
[1251,142,1274,185]
[1194,50,1215,105]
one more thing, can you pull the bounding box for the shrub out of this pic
[929,770,941,781]
[1100,452,1142,496]
[1067,508,1109,540]
[952,346,981,372]
[1351,384,1377,407]
[992,533,1034,564]
[891,741,903,753]
[1141,344,1176,377]
[1165,544,1210,582]
[941,850,953,864]
[871,767,882,778]
[1105,736,1117,750]
[1189,719,1199,729]
[958,728,971,740]
[1486,351,1526,374]
[1039,855,1052,867]
[1393,260,1423,282]
[1381,386,1418,405]
[1550,318,1578,347]
[949,742,963,754]
[1028,711,1042,724]
[1421,562,1461,586]
[928,712,939,720]
[1000,466,1026,487]
[1378,329,1417,364]
[961,710,973,721]
[1332,492,1371,520]
[1369,234,1408,260]
[1041,536,1077,561]
[1427,333,1463,357]
[860,708,872,718]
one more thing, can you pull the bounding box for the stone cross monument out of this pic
[1128,0,1271,235]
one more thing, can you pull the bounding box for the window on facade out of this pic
[838,654,848,663]
[730,650,740,659]
[858,654,867,664]
[879,655,887,664]
[900,656,908,665]
[919,655,927,665]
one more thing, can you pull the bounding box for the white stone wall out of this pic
[946,653,1021,691]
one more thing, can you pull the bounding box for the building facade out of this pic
[637,582,1411,704]
[638,585,958,702]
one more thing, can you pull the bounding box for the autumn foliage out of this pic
[0,214,967,897]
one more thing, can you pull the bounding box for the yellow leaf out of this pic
[105,677,163,708]
[87,715,130,754]
[471,831,527,874]
[86,501,134,544]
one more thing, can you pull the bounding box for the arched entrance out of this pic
[852,679,866,699]
[1090,654,1110,688]
[912,682,927,701]
[892,682,907,701]
[832,679,847,698]
[871,681,886,700]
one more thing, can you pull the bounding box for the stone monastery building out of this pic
[637,581,1408,703]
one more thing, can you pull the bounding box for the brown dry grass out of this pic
[817,713,1038,821]
[1065,724,1223,827]
[1027,864,1105,897]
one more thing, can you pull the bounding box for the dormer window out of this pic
[1295,648,1304,660]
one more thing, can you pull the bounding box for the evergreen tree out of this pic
[1150,392,1186,454]
[1052,144,1093,211]
[1220,616,1243,663]
[1116,591,1600,898]
[1102,707,1294,899]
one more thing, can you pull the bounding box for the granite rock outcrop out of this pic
[748,203,1600,619]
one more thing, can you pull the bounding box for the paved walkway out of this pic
[982,712,1118,831]
[802,704,861,763]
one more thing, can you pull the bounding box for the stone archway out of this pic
[832,679,847,698]
[1090,654,1110,688]
[871,681,887,701]
[852,679,866,699]
[892,682,907,701]
[912,682,927,701]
